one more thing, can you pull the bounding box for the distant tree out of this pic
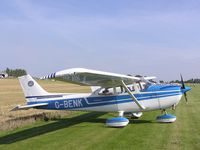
[5,68,27,77]
[170,78,200,84]
[6,68,10,75]
[159,80,164,84]
[135,75,142,77]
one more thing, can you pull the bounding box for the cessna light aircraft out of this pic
[13,68,191,127]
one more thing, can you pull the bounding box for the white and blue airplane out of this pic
[13,68,191,127]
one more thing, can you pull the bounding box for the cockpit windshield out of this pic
[139,80,156,92]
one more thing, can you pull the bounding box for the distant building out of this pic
[0,72,8,78]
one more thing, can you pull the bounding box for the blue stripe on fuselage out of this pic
[27,90,182,110]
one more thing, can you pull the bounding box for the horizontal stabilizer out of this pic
[11,103,48,111]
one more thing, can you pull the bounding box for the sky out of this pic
[0,0,200,81]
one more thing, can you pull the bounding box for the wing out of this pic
[41,68,140,87]
[41,68,150,110]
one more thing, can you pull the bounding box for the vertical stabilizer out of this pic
[18,75,49,97]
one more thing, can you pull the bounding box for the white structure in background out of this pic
[0,72,8,78]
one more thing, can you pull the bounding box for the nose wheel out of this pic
[156,109,176,123]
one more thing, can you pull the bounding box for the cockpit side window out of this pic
[98,88,114,95]
[96,84,137,96]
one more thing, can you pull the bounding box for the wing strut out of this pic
[121,80,146,110]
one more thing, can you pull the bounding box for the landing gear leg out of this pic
[172,104,176,110]
[161,109,167,114]
[118,111,124,117]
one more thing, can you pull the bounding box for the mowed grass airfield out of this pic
[0,79,200,150]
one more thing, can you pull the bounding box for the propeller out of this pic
[180,74,188,103]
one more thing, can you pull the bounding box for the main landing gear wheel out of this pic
[106,111,129,128]
[156,109,176,123]
[131,112,143,119]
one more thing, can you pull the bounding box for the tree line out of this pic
[185,78,200,83]
[5,68,27,77]
[170,78,200,84]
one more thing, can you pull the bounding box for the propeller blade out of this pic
[184,93,188,103]
[180,74,188,102]
[180,74,185,89]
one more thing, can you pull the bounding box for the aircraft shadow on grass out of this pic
[0,112,152,144]
[0,112,106,144]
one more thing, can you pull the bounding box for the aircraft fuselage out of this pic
[26,85,184,113]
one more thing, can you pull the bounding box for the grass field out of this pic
[0,79,90,130]
[0,79,199,150]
